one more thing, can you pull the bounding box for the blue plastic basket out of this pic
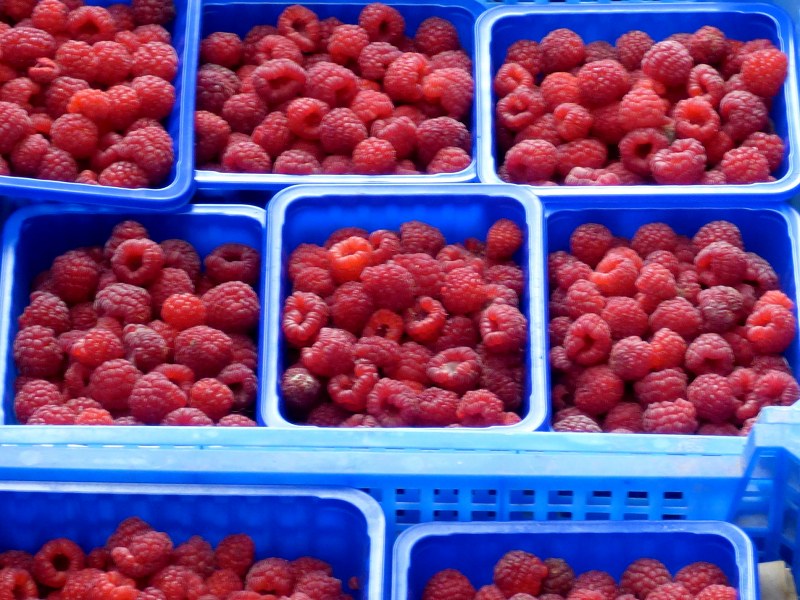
[393,520,757,599]
[475,2,800,200]
[544,199,800,432]
[194,0,484,191]
[0,0,199,210]
[262,183,547,432]
[0,482,384,600]
[0,203,266,435]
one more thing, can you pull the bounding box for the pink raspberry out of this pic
[642,398,698,434]
[642,40,693,86]
[574,365,624,415]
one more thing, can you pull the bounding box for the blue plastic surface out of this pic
[0,203,266,430]
[263,183,547,432]
[194,0,484,191]
[0,482,384,600]
[0,0,199,210]
[393,521,757,600]
[544,201,800,432]
[476,2,800,200]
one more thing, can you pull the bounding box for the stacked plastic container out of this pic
[1,0,800,598]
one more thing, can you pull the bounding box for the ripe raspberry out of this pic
[306,61,358,107]
[496,88,547,132]
[430,316,479,354]
[564,167,622,186]
[174,325,232,377]
[110,530,172,578]
[195,110,233,165]
[503,140,558,184]
[741,132,784,172]
[696,585,738,600]
[414,16,459,56]
[553,103,593,142]
[94,283,151,324]
[643,398,698,434]
[150,566,206,599]
[148,268,194,313]
[121,323,168,371]
[574,365,624,415]
[553,414,603,432]
[601,297,649,339]
[618,128,670,177]
[479,303,526,353]
[457,389,506,427]
[252,114,293,160]
[493,550,548,597]
[1,27,56,71]
[131,0,175,26]
[316,108,367,155]
[564,313,613,367]
[414,387,459,426]
[366,377,419,426]
[422,67,473,120]
[300,327,356,377]
[686,25,728,64]
[608,336,652,381]
[282,291,328,347]
[200,31,242,68]
[685,333,735,376]
[493,62,533,98]
[384,52,430,103]
[205,243,259,286]
[697,286,744,333]
[195,64,238,114]
[427,147,471,174]
[556,139,607,178]
[14,379,63,423]
[49,113,98,160]
[250,59,305,106]
[186,377,233,421]
[31,538,84,588]
[87,358,141,412]
[642,40,693,86]
[202,282,259,334]
[66,6,116,44]
[719,146,771,184]
[358,3,404,45]
[327,24,370,67]
[569,223,613,268]
[426,346,480,394]
[695,240,746,287]
[540,28,585,73]
[293,266,334,297]
[69,327,124,368]
[28,404,76,425]
[719,90,767,142]
[19,291,70,335]
[686,373,735,422]
[129,75,175,121]
[604,401,644,432]
[693,220,743,251]
[274,149,322,174]
[615,30,653,70]
[741,48,787,98]
[674,97,720,143]
[590,253,638,297]
[437,266,484,315]
[572,571,617,600]
[13,321,65,378]
[119,124,173,184]
[650,298,702,339]
[222,92,268,135]
[577,59,629,106]
[674,562,728,595]
[128,372,186,423]
[565,280,605,319]
[648,583,693,600]
[350,90,393,127]
[108,238,165,287]
[650,138,707,185]
[746,303,796,354]
[502,40,540,78]
[272,5,319,53]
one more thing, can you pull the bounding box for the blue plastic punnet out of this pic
[0,203,266,434]
[194,0,485,191]
[393,521,757,600]
[263,184,547,432]
[544,200,800,431]
[476,2,800,200]
[0,0,199,210]
[0,482,384,600]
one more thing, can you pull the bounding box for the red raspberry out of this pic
[564,167,622,186]
[366,377,419,426]
[496,88,547,132]
[110,530,172,578]
[642,40,692,86]
[564,313,612,366]
[358,3,404,45]
[493,550,548,597]
[201,281,259,334]
[650,138,706,185]
[430,316,479,353]
[121,324,168,371]
[306,61,358,107]
[686,373,735,422]
[161,407,215,426]
[108,238,165,287]
[128,371,187,423]
[94,283,151,324]
[384,52,430,103]
[697,286,744,332]
[349,137,395,174]
[19,292,70,335]
[272,6,318,54]
[540,28,585,73]
[675,562,728,595]
[172,325,232,378]
[601,297,649,339]
[573,571,617,600]
[31,0,69,33]
[685,333,734,376]
[746,303,796,354]
[604,401,644,432]
[131,0,175,25]
[643,398,698,434]
[252,112,292,158]
[414,16,459,56]
[687,25,728,64]
[504,40,541,77]
[416,387,459,426]
[741,132,784,172]
[222,92,268,135]
[213,534,255,579]
[28,404,76,425]
[328,360,379,413]
[503,140,557,184]
[590,102,626,146]
[402,297,446,344]
[119,124,173,185]
[416,116,470,165]
[326,282,372,335]
[577,59,629,106]
[616,30,653,70]
[569,223,613,268]
[741,48,787,98]
[440,266,484,315]
[485,218,522,261]
[719,90,767,142]
[353,335,400,369]
[359,262,414,311]
[590,253,638,297]
[556,139,607,178]
[422,67,473,120]
[200,31,242,68]
[88,358,141,412]
[14,379,63,423]
[130,75,175,121]
[186,378,233,421]
[150,566,206,599]
[282,291,328,347]
[585,40,617,63]
[719,146,771,184]
[695,241,746,287]
[553,414,603,432]
[538,72,578,113]
[70,327,124,368]
[493,62,533,98]
[32,538,85,588]
[148,267,194,312]
[251,59,305,106]
[195,64,238,114]
[301,327,355,377]
[479,304,526,353]
[67,6,116,44]
[565,280,605,319]
[351,90,393,126]
[648,583,693,600]
[327,24,370,67]
[609,336,652,380]
[273,148,322,174]
[673,97,720,143]
[9,132,48,177]
[358,43,402,83]
[216,362,256,412]
[618,128,670,177]
[13,322,64,378]
[574,365,624,415]
[1,27,56,71]
[205,243,259,286]
[317,108,367,155]
[0,551,33,571]
[540,558,574,596]
[245,558,294,596]
[457,389,506,427]
[650,298,702,339]
[696,585,738,600]
[426,346,480,394]
[553,103,593,142]
[293,266,334,297]
[693,220,743,251]
[635,263,677,300]
[427,147,471,174]
[49,113,98,160]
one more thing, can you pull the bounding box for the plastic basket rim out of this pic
[475,0,800,200]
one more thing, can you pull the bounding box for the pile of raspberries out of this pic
[0,0,179,188]
[0,516,357,599]
[424,551,737,600]
[195,3,474,176]
[549,219,799,435]
[12,220,261,426]
[280,218,527,427]
[496,26,788,186]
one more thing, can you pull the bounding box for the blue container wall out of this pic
[395,522,755,600]
[477,3,800,200]
[264,184,546,431]
[543,203,800,430]
[0,205,266,425]
[0,0,198,209]
[195,0,484,190]
[0,484,382,600]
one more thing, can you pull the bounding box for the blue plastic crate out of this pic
[0,0,199,210]
[544,200,800,433]
[475,2,800,200]
[263,183,547,432]
[393,520,756,599]
[0,482,384,600]
[0,203,266,437]
[194,0,484,191]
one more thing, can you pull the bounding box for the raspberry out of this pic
[186,377,233,421]
[148,268,194,312]
[496,88,547,132]
[131,0,175,25]
[292,266,334,297]
[674,97,720,143]
[130,75,175,120]
[107,238,164,287]
[300,327,355,377]
[205,243,259,286]
[252,33,302,65]
[746,303,796,354]
[482,219,523,262]
[457,389,505,427]
[172,325,232,378]
[87,358,141,412]
[585,40,618,63]
[48,113,98,160]
[565,280,604,319]
[31,0,69,33]
[19,292,70,335]
[478,303,526,353]
[110,530,172,578]
[415,387,459,426]
[674,562,728,595]
[195,64,238,114]
[719,90,767,142]
[128,372,186,423]
[280,365,320,415]
[648,583,693,600]
[503,140,557,184]
[695,240,746,287]
[556,139,607,178]
[650,138,706,185]
[698,286,744,332]
[613,30,652,70]
[643,398,698,434]
[427,147,471,174]
[650,298,702,339]
[553,414,603,432]
[635,263,677,300]
[563,313,613,367]
[414,16,459,56]
[0,102,30,157]
[599,297,648,340]
[696,585,738,600]
[306,61,357,107]
[741,48,787,98]
[119,124,173,184]
[14,379,63,423]
[590,252,638,297]
[328,24,370,67]
[274,5,319,53]
[573,571,617,600]
[274,149,322,174]
[31,538,85,589]
[317,108,367,155]
[70,327,124,368]
[741,132,784,172]
[493,551,548,597]
[503,40,541,77]
[245,558,294,596]
[564,167,622,187]
[569,224,613,268]
[347,136,394,175]
[574,365,624,415]
[416,117,470,167]
[684,333,734,376]
[151,566,206,599]
[1,27,56,71]
[430,316,478,354]
[358,42,401,82]
[326,359,377,412]
[250,59,305,106]
[384,52,430,103]
[121,323,168,371]
[608,336,652,381]
[540,28,585,73]
[0,552,33,571]
[93,283,150,325]
[604,402,643,432]
[28,404,76,425]
[693,221,742,251]
[213,534,255,579]
[577,59,630,106]
[365,377,419,426]
[252,112,292,159]
[493,62,533,98]
[642,40,692,86]
[13,321,64,378]
[282,291,328,347]
[350,90,393,126]
[222,92,268,135]
[422,67,473,120]
[618,128,670,177]
[554,103,594,142]
[357,3,404,45]
[686,373,735,422]
[438,266,484,315]
[200,31,242,68]
[719,146,771,184]
[422,346,480,394]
